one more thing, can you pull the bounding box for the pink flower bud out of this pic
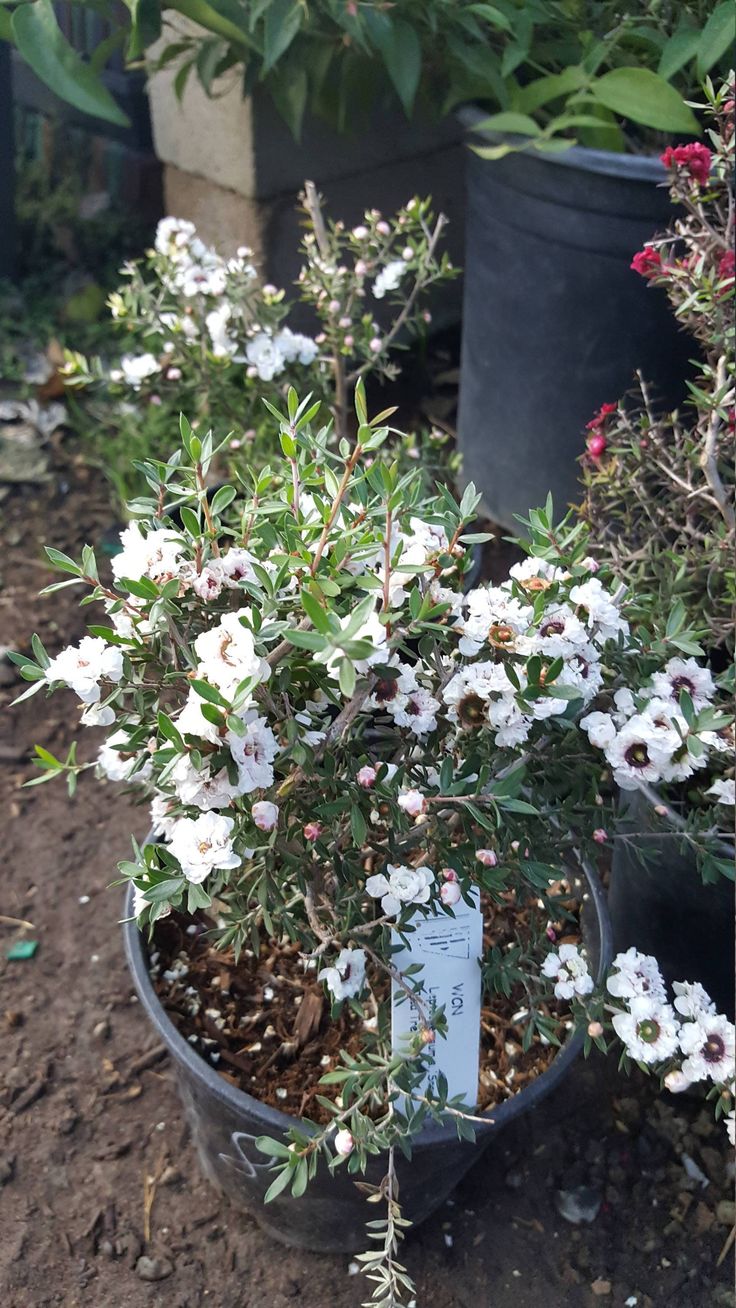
[546,925,557,942]
[369,337,382,353]
[357,765,377,789]
[252,800,279,832]
[166,367,182,381]
[352,226,368,240]
[592,828,608,844]
[376,221,390,236]
[354,259,367,277]
[343,335,354,349]
[511,840,520,853]
[304,822,322,842]
[587,433,606,459]
[475,849,497,867]
[149,394,162,406]
[654,805,669,818]
[402,247,413,260]
[339,316,351,329]
[334,1128,354,1156]
[440,881,462,907]
[587,1021,604,1039]
[328,299,341,314]
[441,867,458,882]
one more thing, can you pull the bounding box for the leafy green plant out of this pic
[3,1,732,149]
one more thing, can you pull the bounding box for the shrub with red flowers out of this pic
[582,79,735,657]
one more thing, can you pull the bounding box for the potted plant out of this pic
[579,79,735,1012]
[62,185,456,507]
[12,378,734,1299]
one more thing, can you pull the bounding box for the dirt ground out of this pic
[1,451,734,1308]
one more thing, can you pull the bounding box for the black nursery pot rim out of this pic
[123,862,612,1147]
[457,103,667,183]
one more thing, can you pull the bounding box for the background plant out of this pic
[3,1,732,148]
[580,78,735,658]
[63,187,455,505]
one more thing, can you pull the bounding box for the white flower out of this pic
[150,793,177,840]
[318,948,367,1001]
[252,800,279,831]
[111,522,184,585]
[194,609,270,698]
[569,578,629,643]
[390,685,440,736]
[45,636,123,705]
[455,586,532,658]
[171,754,242,810]
[604,714,680,791]
[607,948,667,1003]
[726,1111,735,1146]
[333,1128,355,1156]
[274,327,319,366]
[509,557,567,588]
[707,778,735,806]
[535,604,589,653]
[80,702,116,727]
[155,217,196,257]
[611,997,680,1065]
[541,944,594,1000]
[649,657,715,711]
[178,260,227,298]
[580,710,617,750]
[679,1013,735,1084]
[112,353,160,389]
[397,789,427,818]
[246,332,286,381]
[227,713,279,793]
[365,863,434,917]
[372,260,405,300]
[672,981,716,1019]
[98,729,152,784]
[168,812,240,884]
[206,304,238,358]
[177,688,225,745]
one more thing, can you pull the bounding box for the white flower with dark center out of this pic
[45,636,123,705]
[246,332,286,380]
[442,661,511,730]
[534,604,589,654]
[604,714,679,790]
[391,685,440,736]
[227,713,279,793]
[611,998,680,1065]
[672,981,716,1020]
[581,710,617,750]
[541,944,594,1000]
[219,548,259,588]
[365,863,434,917]
[111,352,160,389]
[509,556,567,591]
[171,754,242,810]
[568,578,629,644]
[679,1013,735,1084]
[274,327,319,366]
[372,260,405,299]
[318,948,367,1001]
[707,778,735,806]
[649,657,715,711]
[97,729,152,783]
[178,259,227,298]
[111,522,184,585]
[607,948,667,1003]
[169,812,240,883]
[194,609,269,698]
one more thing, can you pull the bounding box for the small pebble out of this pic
[347,1261,359,1276]
[443,1233,453,1248]
[276,1088,288,1100]
[135,1254,173,1282]
[591,1280,612,1297]
[263,986,274,1001]
[78,895,90,905]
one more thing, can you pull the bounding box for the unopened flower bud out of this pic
[352,225,368,240]
[419,1027,435,1046]
[654,804,669,818]
[304,821,322,842]
[587,433,606,459]
[252,800,279,832]
[440,881,462,907]
[475,848,497,867]
[334,1128,354,1156]
[664,1070,692,1094]
[592,828,608,844]
[587,1021,604,1039]
[441,867,458,882]
[369,337,382,353]
[357,765,377,789]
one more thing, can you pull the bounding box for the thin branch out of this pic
[700,356,735,531]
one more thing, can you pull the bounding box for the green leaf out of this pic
[169,0,251,53]
[697,3,734,77]
[590,68,700,135]
[516,66,587,114]
[473,111,541,138]
[351,806,367,847]
[658,27,701,82]
[338,658,356,698]
[282,629,327,652]
[12,0,130,127]
[300,588,330,634]
[210,484,237,516]
[190,678,229,706]
[123,0,162,59]
[263,0,303,73]
[264,1165,293,1203]
[373,17,422,116]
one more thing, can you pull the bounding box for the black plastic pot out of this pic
[123,864,611,1252]
[610,790,735,1015]
[456,109,694,528]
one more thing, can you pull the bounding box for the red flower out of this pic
[717,249,735,285]
[587,433,607,459]
[585,401,617,431]
[631,247,662,278]
[660,143,712,187]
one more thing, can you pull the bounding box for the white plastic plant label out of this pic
[391,887,483,1110]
